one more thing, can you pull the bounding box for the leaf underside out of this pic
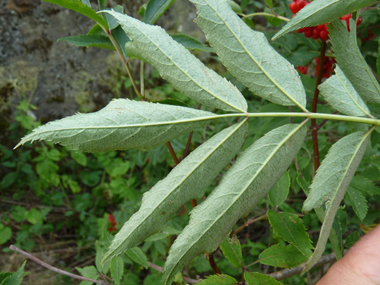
[102,10,248,113]
[191,0,307,109]
[303,131,371,271]
[319,65,371,117]
[102,121,248,263]
[329,19,380,104]
[162,123,307,285]
[273,0,374,40]
[15,99,216,152]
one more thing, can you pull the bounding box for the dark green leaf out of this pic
[267,211,313,258]
[244,272,283,285]
[0,224,12,245]
[58,35,115,50]
[263,0,273,8]
[259,244,307,268]
[145,0,176,24]
[125,247,149,269]
[2,261,28,285]
[269,172,290,208]
[42,0,108,28]
[198,274,237,285]
[0,172,18,189]
[345,231,360,248]
[71,151,87,166]
[110,256,123,285]
[76,266,99,280]
[110,26,130,60]
[170,34,214,52]
[345,187,368,221]
[220,236,243,268]
[228,0,242,14]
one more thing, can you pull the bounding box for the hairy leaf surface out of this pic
[58,35,115,50]
[329,19,380,104]
[102,122,248,263]
[273,0,374,40]
[102,10,247,113]
[319,65,371,117]
[345,187,368,221]
[170,34,214,53]
[15,99,217,152]
[191,0,307,110]
[42,0,108,28]
[303,130,372,271]
[162,123,307,284]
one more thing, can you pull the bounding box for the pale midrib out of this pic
[126,16,246,113]
[335,73,372,118]
[203,0,307,112]
[306,129,372,270]
[166,121,307,279]
[105,119,247,262]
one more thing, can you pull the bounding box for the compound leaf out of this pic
[162,123,307,285]
[42,0,108,28]
[303,130,372,271]
[329,19,380,104]
[15,99,217,152]
[319,65,371,117]
[102,122,248,263]
[273,0,374,40]
[145,0,176,24]
[267,211,313,258]
[191,0,307,110]
[259,244,307,268]
[58,35,115,50]
[102,10,247,113]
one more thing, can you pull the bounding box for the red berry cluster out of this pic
[315,57,336,78]
[108,214,117,232]
[289,0,362,41]
[297,66,308,75]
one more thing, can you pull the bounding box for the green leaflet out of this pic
[268,172,290,208]
[170,34,214,53]
[259,244,307,268]
[125,247,149,268]
[319,65,371,117]
[42,0,108,28]
[102,10,247,113]
[191,0,307,111]
[345,186,368,221]
[220,236,243,268]
[58,35,115,50]
[267,211,313,258]
[272,0,374,40]
[244,272,283,285]
[102,122,248,263]
[15,99,218,152]
[110,256,124,285]
[162,123,307,285]
[329,19,380,104]
[198,274,237,284]
[145,0,176,24]
[303,130,372,271]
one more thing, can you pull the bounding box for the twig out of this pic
[310,41,327,173]
[268,250,348,281]
[9,245,109,285]
[166,142,180,165]
[184,104,202,158]
[206,253,221,275]
[230,215,268,238]
[101,27,144,101]
[242,12,290,22]
[148,262,200,284]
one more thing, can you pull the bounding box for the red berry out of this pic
[304,28,312,38]
[297,66,308,74]
[356,17,363,26]
[289,2,298,13]
[312,28,320,39]
[297,0,307,10]
[319,30,329,41]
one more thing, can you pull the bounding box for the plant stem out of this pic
[9,245,109,285]
[101,27,144,101]
[311,41,327,173]
[184,104,202,158]
[268,250,348,281]
[166,142,180,165]
[206,253,221,274]
[140,61,145,98]
[230,214,268,238]
[242,12,290,22]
